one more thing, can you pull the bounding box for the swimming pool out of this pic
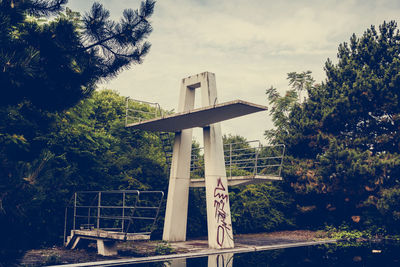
[120,240,400,266]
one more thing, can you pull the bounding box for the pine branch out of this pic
[82,1,154,52]
[27,0,67,17]
[78,0,155,80]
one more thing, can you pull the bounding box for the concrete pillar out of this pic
[96,240,117,256]
[201,73,234,249]
[163,76,196,241]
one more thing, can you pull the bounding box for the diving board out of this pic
[125,100,267,132]
[190,175,282,188]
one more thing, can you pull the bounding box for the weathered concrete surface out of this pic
[69,230,150,241]
[190,174,282,187]
[201,73,234,249]
[51,236,337,266]
[65,229,150,256]
[162,74,196,242]
[20,231,335,266]
[96,240,117,256]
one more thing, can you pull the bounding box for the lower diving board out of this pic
[190,175,282,187]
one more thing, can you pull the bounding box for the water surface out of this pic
[121,240,400,266]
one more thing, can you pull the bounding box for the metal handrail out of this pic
[189,141,285,179]
[64,190,164,245]
[125,97,163,126]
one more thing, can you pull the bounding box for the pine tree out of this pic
[0,0,155,110]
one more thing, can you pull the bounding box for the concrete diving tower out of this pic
[126,72,281,249]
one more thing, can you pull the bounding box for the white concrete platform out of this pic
[190,175,283,187]
[68,229,150,241]
[125,100,268,132]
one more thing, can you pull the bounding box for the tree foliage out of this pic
[266,21,400,231]
[0,90,168,262]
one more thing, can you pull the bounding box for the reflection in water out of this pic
[208,253,234,267]
[165,253,233,267]
[164,258,186,267]
[125,241,400,266]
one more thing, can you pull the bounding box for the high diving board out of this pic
[190,175,282,188]
[126,100,267,132]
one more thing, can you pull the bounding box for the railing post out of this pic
[87,206,91,227]
[125,191,139,235]
[254,142,260,175]
[122,192,126,233]
[150,191,164,231]
[97,192,101,230]
[73,192,77,230]
[125,97,129,126]
[279,145,286,177]
[229,143,232,178]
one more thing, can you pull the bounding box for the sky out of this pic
[68,0,400,145]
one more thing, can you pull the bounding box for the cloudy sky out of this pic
[68,0,400,144]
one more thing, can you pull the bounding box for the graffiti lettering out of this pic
[217,225,225,246]
[214,178,228,201]
[214,177,232,247]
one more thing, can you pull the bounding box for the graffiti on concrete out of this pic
[214,177,233,247]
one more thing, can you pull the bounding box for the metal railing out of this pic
[125,97,163,126]
[190,141,285,178]
[64,190,164,245]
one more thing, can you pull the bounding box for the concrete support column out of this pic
[201,73,234,249]
[96,240,117,256]
[203,125,234,248]
[162,129,193,241]
[163,76,196,242]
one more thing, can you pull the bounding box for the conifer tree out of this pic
[267,21,400,230]
[0,0,155,110]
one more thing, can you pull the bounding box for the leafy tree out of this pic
[0,90,168,263]
[230,182,294,233]
[266,21,400,231]
[1,0,155,110]
[265,71,315,148]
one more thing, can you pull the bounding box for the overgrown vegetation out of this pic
[266,21,400,234]
[154,241,175,255]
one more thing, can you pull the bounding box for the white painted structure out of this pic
[127,72,270,249]
[164,72,234,248]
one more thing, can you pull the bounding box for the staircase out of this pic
[159,132,173,168]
